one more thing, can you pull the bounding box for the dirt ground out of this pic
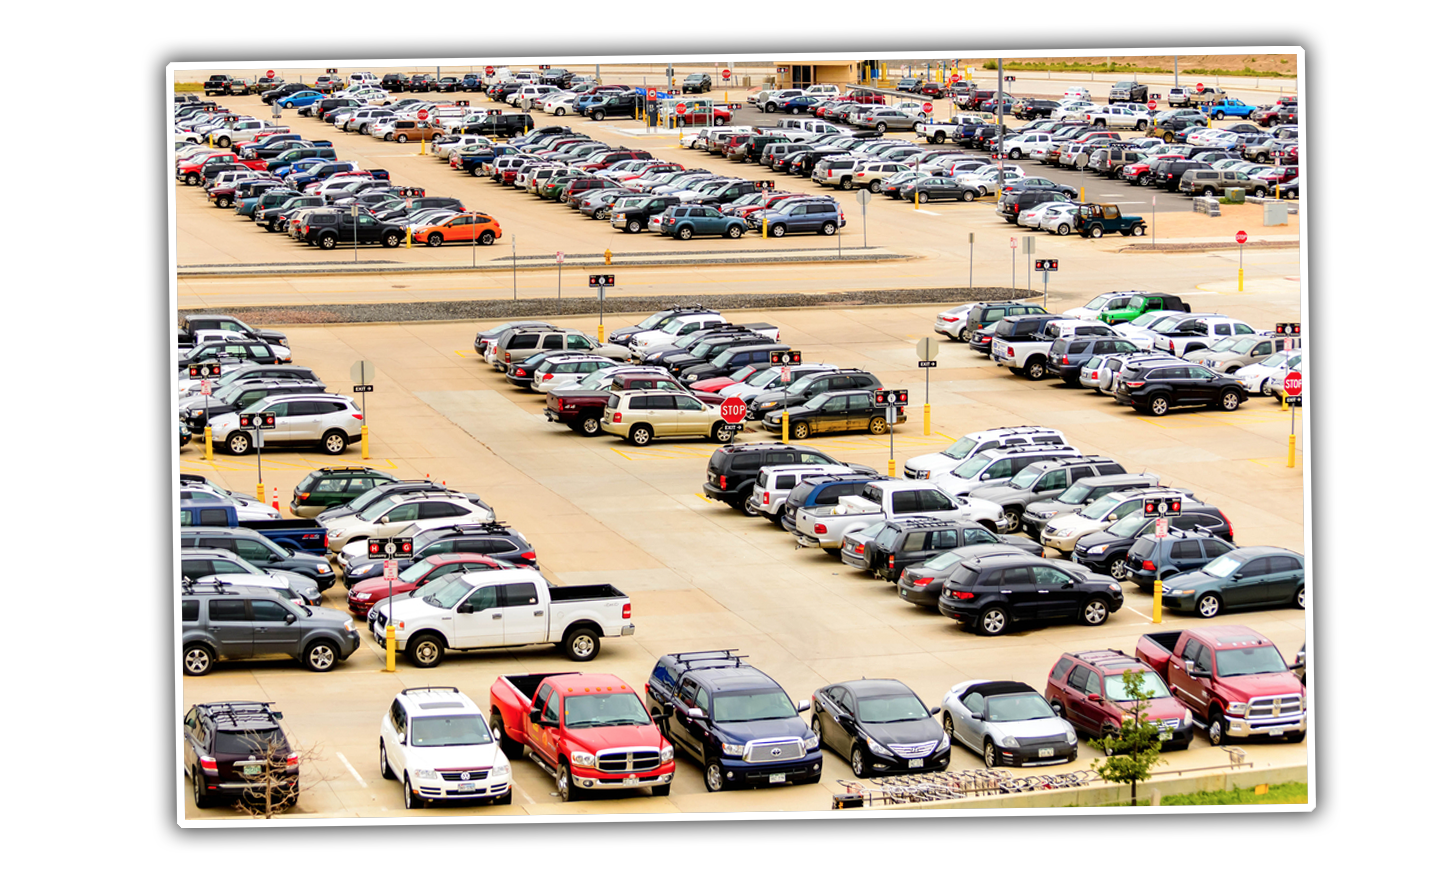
[1144,202,1301,239]
[963,55,1298,74]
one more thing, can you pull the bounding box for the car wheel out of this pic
[407,633,445,668]
[1219,389,1242,411]
[564,626,600,661]
[960,190,977,202]
[1147,394,1171,416]
[1107,555,1130,581]
[403,775,419,809]
[396,134,408,144]
[725,225,743,239]
[270,217,285,232]
[868,179,883,193]
[1253,187,1267,198]
[791,420,810,441]
[1025,359,1047,381]
[471,164,486,176]
[555,108,565,116]
[765,103,778,113]
[822,221,837,235]
[1080,597,1110,626]
[1088,225,1104,239]
[704,759,725,792]
[319,234,337,250]
[226,431,252,455]
[579,415,602,437]
[321,429,348,455]
[478,231,496,246]
[1001,507,1021,533]
[811,716,824,747]
[677,226,693,240]
[1131,225,1145,236]
[192,768,215,808]
[1207,709,1228,746]
[380,740,395,780]
[304,640,339,671]
[1138,174,1152,187]
[1197,593,1223,618]
[850,745,868,778]
[867,415,889,435]
[1137,120,1148,130]
[978,606,1008,636]
[426,232,444,248]
[182,643,214,677]
[594,208,609,220]
[839,175,851,189]
[592,111,604,121]
[383,233,400,248]
[770,224,786,238]
[626,219,641,233]
[982,740,998,768]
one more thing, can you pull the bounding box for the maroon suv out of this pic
[1044,650,1195,750]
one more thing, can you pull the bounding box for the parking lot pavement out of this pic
[180,299,1305,818]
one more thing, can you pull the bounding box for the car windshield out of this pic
[1215,645,1289,677]
[214,729,287,755]
[984,693,1055,722]
[1105,512,1149,536]
[951,454,993,479]
[1008,467,1044,489]
[1056,481,1096,504]
[422,577,473,609]
[1261,351,1299,370]
[1103,670,1173,701]
[1229,337,1262,354]
[801,394,829,411]
[710,349,737,367]
[725,364,758,382]
[1127,312,1162,327]
[941,436,978,460]
[1148,315,1183,332]
[397,560,442,583]
[1200,554,1243,578]
[1208,337,1241,352]
[410,714,492,747]
[659,319,688,335]
[1078,494,1122,519]
[563,692,651,728]
[713,690,799,722]
[858,693,931,723]
[923,550,966,571]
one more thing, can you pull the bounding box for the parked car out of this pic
[1124,528,1236,591]
[380,686,513,808]
[1044,651,1193,749]
[290,466,398,517]
[811,679,950,777]
[1113,361,1248,415]
[761,389,900,439]
[183,701,298,809]
[347,553,517,617]
[181,581,359,676]
[1158,546,1306,618]
[937,553,1123,635]
[941,680,1079,767]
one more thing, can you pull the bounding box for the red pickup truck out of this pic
[176,153,269,186]
[1136,627,1305,746]
[489,672,675,802]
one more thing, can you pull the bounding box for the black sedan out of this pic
[897,543,1046,607]
[900,176,978,203]
[811,679,950,777]
[1113,361,1246,416]
[762,390,899,439]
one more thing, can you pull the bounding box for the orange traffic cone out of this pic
[272,487,280,512]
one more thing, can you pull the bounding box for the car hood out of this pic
[860,716,945,747]
[562,723,666,751]
[715,716,813,747]
[1214,671,1303,700]
[986,715,1074,742]
[380,595,447,625]
[397,741,506,772]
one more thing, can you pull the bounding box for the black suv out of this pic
[1125,528,1236,590]
[704,442,875,511]
[954,302,1048,350]
[611,195,682,234]
[683,73,712,93]
[1113,361,1246,416]
[184,701,297,809]
[1072,500,1234,580]
[297,209,406,249]
[998,189,1073,224]
[181,581,360,675]
[747,369,881,420]
[869,517,1042,583]
[261,82,314,105]
[461,113,536,138]
[181,527,337,590]
[381,73,406,92]
[645,651,822,791]
[1156,160,1213,191]
[342,521,536,585]
[587,94,640,121]
[990,312,1071,351]
[938,554,1123,636]
[290,466,399,517]
[1050,336,1142,385]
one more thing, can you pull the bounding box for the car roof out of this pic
[963,680,1037,699]
[394,686,484,717]
[694,666,777,692]
[833,678,917,698]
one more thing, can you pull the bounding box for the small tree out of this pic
[1088,669,1165,806]
[231,732,321,819]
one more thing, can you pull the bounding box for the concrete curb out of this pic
[1116,240,1300,254]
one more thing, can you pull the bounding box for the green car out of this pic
[539,172,588,201]
[1160,546,1306,619]
[1098,292,1190,325]
[290,466,398,518]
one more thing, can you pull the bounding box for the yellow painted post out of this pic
[420,138,426,155]
[1152,578,1163,623]
[1281,392,1288,412]
[203,426,213,461]
[923,404,931,436]
[914,189,920,210]
[1287,434,1296,468]
[888,458,897,477]
[597,323,605,343]
[406,229,412,249]
[384,624,396,672]
[762,216,768,239]
[256,482,266,502]
[361,424,370,459]
[1080,186,1086,203]
[1238,268,1245,292]
[782,410,790,443]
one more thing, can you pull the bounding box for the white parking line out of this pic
[915,210,942,216]
[337,752,368,788]
[1126,607,1153,621]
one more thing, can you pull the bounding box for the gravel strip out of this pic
[177,251,907,277]
[1117,240,1300,254]
[179,287,1032,326]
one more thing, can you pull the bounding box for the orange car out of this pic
[411,212,502,247]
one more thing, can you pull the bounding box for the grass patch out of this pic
[979,60,1294,79]
[174,82,203,92]
[1081,781,1309,807]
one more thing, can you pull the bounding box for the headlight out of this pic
[304,587,320,599]
[936,733,950,752]
[1226,703,1248,716]
[413,768,439,780]
[866,737,891,757]
[1086,544,1108,555]
[721,743,746,756]
[1184,708,1194,724]
[759,401,778,410]
[356,563,377,575]
[570,751,596,768]
[316,563,330,575]
[1065,728,1077,744]
[495,762,511,778]
[1108,583,1121,593]
[660,745,674,762]
[998,735,1019,748]
[1169,589,1195,596]
[328,530,344,541]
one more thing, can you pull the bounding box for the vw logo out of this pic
[460,772,471,781]
[770,747,782,757]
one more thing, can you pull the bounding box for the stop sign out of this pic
[722,68,731,81]
[950,74,961,83]
[1283,371,1303,397]
[416,109,429,120]
[485,66,495,76]
[922,102,933,113]
[1196,82,1204,92]
[1235,230,1248,244]
[676,104,687,115]
[266,69,275,78]
[1147,99,1157,110]
[719,397,747,424]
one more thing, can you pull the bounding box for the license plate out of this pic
[243,764,262,776]
[459,782,475,792]
[1038,748,1053,758]
[623,776,639,786]
[768,773,786,784]
[1159,728,1172,740]
[1268,728,1284,737]
[909,758,924,768]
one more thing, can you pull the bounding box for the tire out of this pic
[875,123,888,133]
[426,232,443,248]
[403,776,419,809]
[850,745,868,778]
[978,606,1009,636]
[1219,389,1242,411]
[218,196,232,208]
[383,233,400,248]
[380,741,395,780]
[839,175,851,189]
[226,431,251,456]
[1131,225,1145,236]
[1009,148,1022,159]
[1145,394,1173,416]
[790,420,810,441]
[407,633,445,668]
[1001,507,1021,533]
[579,415,602,436]
[1136,120,1148,130]
[397,134,408,144]
[1053,223,1070,236]
[704,759,725,792]
[1107,555,1130,581]
[1137,174,1152,187]
[1080,598,1110,626]
[1088,225,1104,239]
[182,643,215,677]
[186,173,200,186]
[555,108,565,116]
[983,739,999,768]
[592,111,604,121]
[1253,187,1267,198]
[321,430,348,455]
[676,226,693,241]
[933,132,946,144]
[765,103,778,113]
[594,208,609,220]
[725,225,743,239]
[491,711,524,758]
[770,224,786,238]
[303,639,339,671]
[1202,187,1217,198]
[319,234,337,250]
[822,222,837,235]
[1215,112,1225,121]
[218,136,231,148]
[1025,359,1047,381]
[961,190,976,202]
[564,627,600,661]
[626,219,641,234]
[790,107,801,115]
[869,179,883,193]
[270,217,285,232]
[472,164,487,177]
[1207,709,1228,746]
[193,769,215,808]
[868,416,888,435]
[1196,592,1224,618]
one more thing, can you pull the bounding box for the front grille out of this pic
[744,737,806,763]
[438,767,492,781]
[596,749,661,773]
[887,741,938,758]
[1018,734,1068,747]
[1246,694,1303,721]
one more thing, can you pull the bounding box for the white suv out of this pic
[325,492,496,554]
[903,427,1067,481]
[208,394,363,456]
[531,354,616,392]
[381,687,512,809]
[748,463,859,521]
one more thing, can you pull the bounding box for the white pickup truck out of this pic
[630,314,779,358]
[991,319,1116,380]
[914,114,987,144]
[370,569,634,666]
[794,481,1007,550]
[1085,104,1152,131]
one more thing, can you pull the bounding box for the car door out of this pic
[668,679,708,761]
[527,686,563,763]
[1169,539,1204,574]
[1261,555,1303,604]
[1032,564,1080,619]
[815,394,851,434]
[1223,556,1274,606]
[673,394,710,436]
[498,581,548,645]
[249,598,303,656]
[205,597,254,657]
[1063,665,1099,731]
[1182,364,1222,404]
[451,582,506,647]
[844,393,874,432]
[997,566,1040,621]
[817,686,852,757]
[957,690,989,752]
[383,700,408,776]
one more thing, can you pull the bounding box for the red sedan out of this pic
[691,362,771,394]
[347,553,516,617]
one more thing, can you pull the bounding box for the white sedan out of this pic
[1236,349,1303,396]
[1021,202,1080,235]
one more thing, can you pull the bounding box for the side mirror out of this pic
[1087,694,1102,703]
[284,612,297,624]
[457,602,475,614]
[686,707,706,721]
[1184,658,1197,673]
[797,699,811,714]
[529,708,542,724]
[380,515,391,524]
[396,731,406,744]
[929,706,941,716]
[1107,513,1118,522]
[967,710,983,721]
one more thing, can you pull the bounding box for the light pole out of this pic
[996,59,1005,193]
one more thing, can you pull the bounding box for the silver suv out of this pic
[208,393,363,456]
[181,581,360,676]
[1020,473,1163,540]
[966,456,1127,532]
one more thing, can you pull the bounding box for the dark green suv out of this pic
[1097,292,1189,326]
[290,466,398,518]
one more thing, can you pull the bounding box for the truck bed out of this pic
[496,672,578,706]
[550,583,627,603]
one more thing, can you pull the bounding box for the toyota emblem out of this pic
[770,747,782,757]
[460,772,471,781]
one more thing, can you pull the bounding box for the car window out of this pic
[208,599,247,621]
[250,600,292,622]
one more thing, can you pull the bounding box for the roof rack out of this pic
[893,516,961,529]
[670,650,747,670]
[181,579,240,595]
[401,686,460,696]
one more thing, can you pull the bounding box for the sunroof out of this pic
[417,702,463,710]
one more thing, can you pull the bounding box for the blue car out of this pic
[278,90,324,109]
[778,95,824,116]
[755,200,846,237]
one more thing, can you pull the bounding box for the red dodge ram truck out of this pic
[489,672,675,802]
[1136,626,1305,746]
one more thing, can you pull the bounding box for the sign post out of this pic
[856,187,870,249]
[1142,496,1181,623]
[1235,230,1248,291]
[1284,369,1302,467]
[719,396,747,444]
[874,389,909,476]
[769,350,801,441]
[1009,236,1017,288]
[237,411,277,501]
[589,274,615,342]
[1034,258,1058,307]
[1023,235,1035,295]
[190,362,222,461]
[350,360,375,458]
[368,536,414,672]
[968,231,974,290]
[915,337,938,435]
[556,250,564,314]
[1152,194,1157,248]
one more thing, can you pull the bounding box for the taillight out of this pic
[515,367,526,376]
[1142,560,1157,571]
[854,543,864,555]
[504,352,512,363]
[1006,346,1014,356]
[519,551,537,562]
[1125,380,1145,388]
[1220,512,1233,541]
[612,412,622,423]
[1061,355,1070,364]
[1090,370,1098,379]
[1168,341,1175,353]
[298,492,310,501]
[762,492,771,506]
[352,413,363,420]
[622,602,632,619]
[542,373,553,380]
[719,475,729,489]
[813,523,827,534]
[286,752,300,767]
[943,316,959,322]
[199,756,218,774]
[888,554,895,570]
[911,577,929,587]
[950,590,974,600]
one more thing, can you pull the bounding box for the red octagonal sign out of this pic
[417,109,429,120]
[486,66,495,76]
[722,68,731,80]
[922,102,933,113]
[1235,230,1248,244]
[719,397,747,424]
[266,69,275,78]
[1284,371,1303,397]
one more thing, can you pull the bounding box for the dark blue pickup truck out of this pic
[180,501,328,554]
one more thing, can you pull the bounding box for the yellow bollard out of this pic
[420,138,426,156]
[361,424,370,459]
[888,458,897,478]
[1152,578,1163,624]
[1288,434,1296,468]
[604,248,612,266]
[1275,183,1280,200]
[914,189,920,210]
[385,623,396,672]
[1080,186,1086,203]
[203,426,213,461]
[597,323,605,343]
[762,216,768,239]
[1281,392,1288,412]
[923,404,931,436]
[782,410,790,443]
[1238,268,1244,292]
[679,129,684,148]
[256,481,265,502]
